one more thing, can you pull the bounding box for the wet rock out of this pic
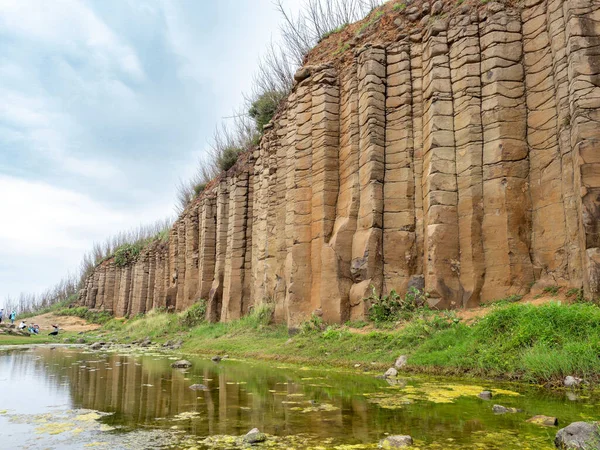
[384,367,398,378]
[564,376,582,388]
[189,384,208,391]
[379,435,413,448]
[479,391,493,400]
[555,422,600,449]
[90,342,105,350]
[211,355,222,362]
[493,404,521,414]
[171,360,192,368]
[394,355,408,370]
[243,428,267,444]
[527,415,558,427]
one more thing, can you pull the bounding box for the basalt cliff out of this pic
[78,0,600,326]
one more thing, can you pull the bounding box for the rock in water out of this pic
[527,415,558,427]
[90,342,104,350]
[384,367,398,378]
[478,391,493,400]
[555,422,600,449]
[211,355,222,362]
[243,428,267,444]
[564,376,583,387]
[379,435,413,448]
[171,360,192,368]
[492,405,521,414]
[394,355,408,370]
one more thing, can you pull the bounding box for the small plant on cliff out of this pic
[365,286,428,323]
[248,90,282,131]
[178,300,207,328]
[114,242,144,267]
[393,2,406,11]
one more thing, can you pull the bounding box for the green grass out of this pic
[54,306,113,325]
[320,23,348,41]
[393,2,407,11]
[70,301,600,384]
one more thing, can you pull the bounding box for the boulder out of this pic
[394,355,408,370]
[564,376,583,388]
[90,342,105,350]
[431,0,443,15]
[243,428,267,444]
[379,435,413,448]
[171,360,192,368]
[527,415,558,427]
[478,391,493,400]
[384,367,398,378]
[294,68,311,82]
[211,355,222,362]
[555,422,600,449]
[492,405,521,414]
[76,338,86,344]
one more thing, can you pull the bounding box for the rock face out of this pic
[78,0,600,326]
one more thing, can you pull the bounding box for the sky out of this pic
[0,0,302,305]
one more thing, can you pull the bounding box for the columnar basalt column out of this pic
[175,219,187,310]
[183,204,200,309]
[221,171,249,321]
[116,266,132,317]
[449,14,485,306]
[383,41,417,295]
[311,65,341,322]
[547,0,583,286]
[563,0,600,296]
[197,194,217,301]
[284,78,313,327]
[480,8,534,300]
[96,265,106,309]
[146,247,155,312]
[421,21,461,307]
[207,180,229,322]
[523,0,569,286]
[104,262,116,313]
[324,67,360,324]
[348,45,386,320]
[410,35,425,278]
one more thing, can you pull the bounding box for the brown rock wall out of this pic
[78,0,600,325]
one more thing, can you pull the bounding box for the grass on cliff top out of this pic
[77,301,600,384]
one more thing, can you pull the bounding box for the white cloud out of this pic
[0,0,145,80]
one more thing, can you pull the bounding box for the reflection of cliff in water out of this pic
[29,347,389,441]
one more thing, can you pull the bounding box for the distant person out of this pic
[10,310,16,324]
[18,321,26,330]
[49,324,59,336]
[0,309,3,324]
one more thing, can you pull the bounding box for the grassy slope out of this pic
[72,301,600,384]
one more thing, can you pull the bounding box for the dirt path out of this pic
[19,313,100,333]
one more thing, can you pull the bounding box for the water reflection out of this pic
[1,346,598,448]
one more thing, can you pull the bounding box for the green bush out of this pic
[193,182,207,196]
[114,242,144,267]
[248,91,281,131]
[218,146,241,172]
[178,300,207,328]
[365,286,428,323]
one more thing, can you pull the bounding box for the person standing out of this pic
[10,310,16,324]
[0,309,3,324]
